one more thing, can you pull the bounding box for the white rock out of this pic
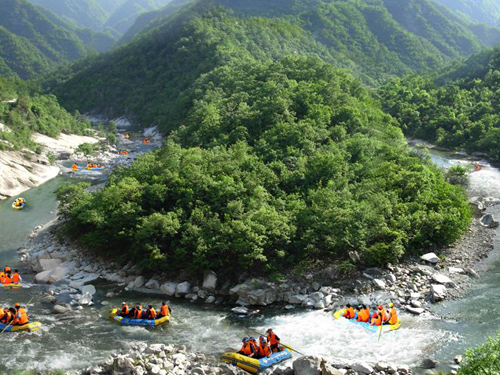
[231,306,249,315]
[352,362,374,374]
[205,296,216,304]
[161,281,177,296]
[175,281,191,297]
[432,273,455,287]
[78,292,93,305]
[288,294,307,304]
[39,258,62,272]
[449,267,464,274]
[292,355,322,375]
[134,276,145,288]
[373,279,386,290]
[406,306,425,315]
[411,300,422,308]
[145,278,160,289]
[421,252,440,264]
[202,271,217,291]
[52,305,71,314]
[81,284,96,296]
[431,284,447,302]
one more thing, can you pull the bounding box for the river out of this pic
[0,148,498,374]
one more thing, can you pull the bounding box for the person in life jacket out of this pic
[1,308,13,324]
[356,305,370,323]
[119,302,129,317]
[71,164,78,170]
[0,272,5,284]
[144,305,156,320]
[377,305,388,323]
[4,266,12,274]
[257,336,271,359]
[386,302,398,325]
[266,328,281,352]
[0,307,6,324]
[342,303,355,319]
[3,273,12,284]
[238,337,256,357]
[157,301,171,319]
[13,303,29,325]
[370,311,382,326]
[133,303,143,319]
[12,270,21,283]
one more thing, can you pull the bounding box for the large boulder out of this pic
[161,282,177,296]
[351,363,374,374]
[431,284,447,302]
[134,276,145,288]
[35,266,69,284]
[372,279,386,290]
[112,356,136,375]
[144,278,160,290]
[246,289,277,306]
[175,281,191,297]
[39,258,62,272]
[480,214,499,228]
[81,284,97,296]
[293,356,322,375]
[288,294,308,304]
[202,271,217,292]
[420,253,439,264]
[406,306,425,315]
[432,273,455,287]
[78,292,93,305]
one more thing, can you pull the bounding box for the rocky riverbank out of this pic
[68,342,413,375]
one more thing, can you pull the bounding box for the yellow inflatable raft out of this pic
[0,321,42,333]
[222,347,292,373]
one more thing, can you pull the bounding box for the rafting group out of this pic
[12,197,26,210]
[0,302,29,326]
[238,329,282,358]
[86,162,103,170]
[0,266,22,285]
[341,303,398,326]
[117,301,171,320]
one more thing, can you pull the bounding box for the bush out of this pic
[458,333,500,375]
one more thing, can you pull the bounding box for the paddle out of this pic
[1,296,35,333]
[245,329,306,356]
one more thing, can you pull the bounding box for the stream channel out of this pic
[0,148,499,374]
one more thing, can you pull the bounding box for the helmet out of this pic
[121,302,126,305]
[242,337,249,343]
[266,328,273,333]
[15,303,20,308]
[249,337,256,341]
[377,305,383,310]
[389,302,394,308]
[259,336,266,342]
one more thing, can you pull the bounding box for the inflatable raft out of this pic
[1,283,22,289]
[0,321,42,333]
[109,308,170,326]
[12,200,26,210]
[222,348,292,374]
[334,309,401,333]
[86,166,104,170]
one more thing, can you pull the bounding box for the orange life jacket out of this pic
[267,333,280,345]
[241,342,254,355]
[0,309,5,321]
[134,308,142,319]
[3,275,12,284]
[371,313,382,326]
[388,308,398,325]
[12,273,20,283]
[258,344,271,357]
[0,274,5,284]
[160,305,169,317]
[14,308,29,325]
[121,305,129,316]
[4,267,11,273]
[147,308,156,319]
[343,307,355,319]
[357,309,369,322]
[1,311,12,323]
[379,308,388,322]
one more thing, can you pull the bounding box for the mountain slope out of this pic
[0,0,115,78]
[379,45,500,161]
[431,0,500,26]
[104,0,173,35]
[27,0,109,31]
[120,0,194,43]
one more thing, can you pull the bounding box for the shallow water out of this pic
[0,148,498,373]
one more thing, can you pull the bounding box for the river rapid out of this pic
[0,149,499,374]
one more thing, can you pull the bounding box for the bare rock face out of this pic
[293,356,322,375]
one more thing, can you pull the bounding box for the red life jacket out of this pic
[267,333,280,345]
[12,273,20,283]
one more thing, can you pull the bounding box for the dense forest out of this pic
[379,45,500,162]
[431,0,500,26]
[56,54,471,279]
[0,76,91,150]
[0,0,116,79]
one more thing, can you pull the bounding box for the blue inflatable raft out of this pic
[109,308,170,326]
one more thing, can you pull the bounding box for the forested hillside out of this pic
[120,0,194,43]
[379,45,500,162]
[0,76,91,150]
[0,0,115,79]
[431,0,500,26]
[49,0,498,129]
[57,57,471,279]
[27,0,109,31]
